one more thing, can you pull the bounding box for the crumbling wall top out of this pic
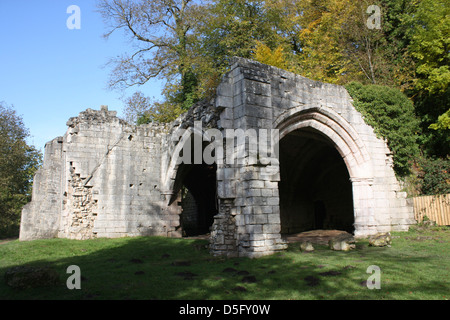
[171,99,219,130]
[66,105,127,128]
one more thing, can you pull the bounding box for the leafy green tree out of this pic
[0,103,42,238]
[137,101,184,124]
[201,0,265,64]
[289,0,354,84]
[414,88,450,158]
[380,0,418,90]
[429,109,450,131]
[288,0,416,88]
[402,0,449,160]
[405,0,450,94]
[198,0,289,72]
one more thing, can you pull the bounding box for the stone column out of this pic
[234,166,287,257]
[351,177,378,237]
[221,60,287,257]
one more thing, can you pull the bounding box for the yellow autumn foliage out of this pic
[253,41,289,70]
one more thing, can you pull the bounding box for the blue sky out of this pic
[0,0,163,151]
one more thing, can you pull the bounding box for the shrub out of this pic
[345,82,421,177]
[419,157,450,195]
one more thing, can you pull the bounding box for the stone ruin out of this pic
[19,58,415,258]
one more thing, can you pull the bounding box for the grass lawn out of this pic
[0,226,449,300]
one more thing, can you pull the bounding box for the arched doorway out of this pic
[278,128,354,234]
[274,106,373,236]
[168,132,219,237]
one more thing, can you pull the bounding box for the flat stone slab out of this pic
[282,230,352,246]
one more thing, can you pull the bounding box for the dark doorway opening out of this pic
[314,200,326,230]
[180,163,218,236]
[278,128,354,234]
[172,134,218,237]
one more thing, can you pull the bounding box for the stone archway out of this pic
[275,106,374,238]
[278,127,354,234]
[176,162,218,236]
[164,129,219,237]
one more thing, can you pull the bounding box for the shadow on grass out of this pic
[0,233,449,300]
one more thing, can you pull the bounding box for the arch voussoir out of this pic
[275,106,372,180]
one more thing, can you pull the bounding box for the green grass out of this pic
[0,226,449,300]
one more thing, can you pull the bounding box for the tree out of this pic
[292,0,354,84]
[429,109,450,131]
[0,103,42,238]
[122,90,183,124]
[414,88,450,158]
[403,0,450,158]
[252,41,288,70]
[338,0,407,86]
[193,0,297,101]
[381,0,418,90]
[122,91,153,124]
[98,0,204,111]
[418,157,450,195]
[198,0,284,69]
[285,0,416,88]
[405,0,450,94]
[138,100,184,124]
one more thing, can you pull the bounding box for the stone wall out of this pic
[20,137,64,240]
[210,57,415,257]
[59,106,180,239]
[20,58,415,258]
[20,101,220,242]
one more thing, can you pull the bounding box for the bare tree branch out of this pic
[97,0,201,91]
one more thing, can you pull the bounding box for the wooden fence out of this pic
[413,194,450,225]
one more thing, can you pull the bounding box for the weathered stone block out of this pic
[329,233,356,251]
[300,241,314,252]
[262,224,281,234]
[244,214,268,225]
[246,224,263,234]
[368,232,392,247]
